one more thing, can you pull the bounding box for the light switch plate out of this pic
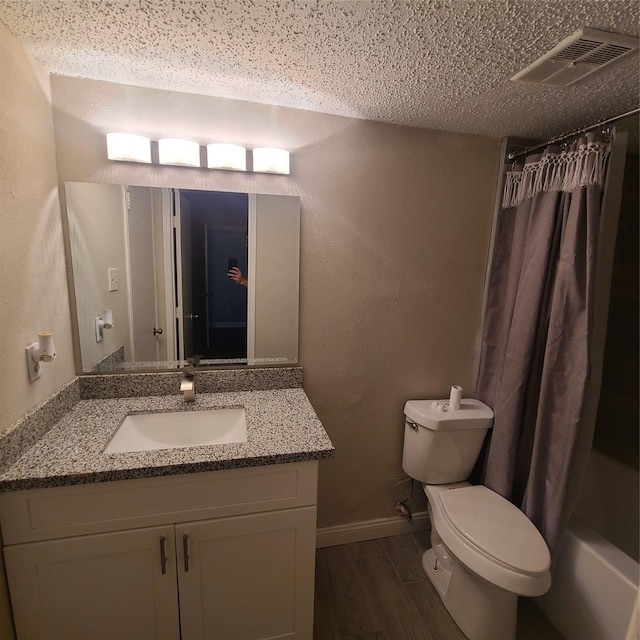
[108,268,119,291]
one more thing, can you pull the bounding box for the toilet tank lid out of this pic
[404,399,493,430]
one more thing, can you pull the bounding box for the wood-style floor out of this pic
[313,531,563,640]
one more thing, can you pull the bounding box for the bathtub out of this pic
[536,520,638,640]
[535,449,639,640]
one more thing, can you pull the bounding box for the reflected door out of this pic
[127,186,159,362]
[179,194,195,360]
[173,190,196,362]
[206,228,247,359]
[176,190,248,362]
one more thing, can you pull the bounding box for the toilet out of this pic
[402,397,551,640]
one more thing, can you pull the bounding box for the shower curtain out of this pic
[476,133,612,552]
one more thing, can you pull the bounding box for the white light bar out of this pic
[207,143,247,171]
[158,138,201,167]
[106,133,152,163]
[252,148,290,174]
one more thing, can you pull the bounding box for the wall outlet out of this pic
[108,268,119,292]
[25,343,42,382]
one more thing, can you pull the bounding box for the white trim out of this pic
[204,223,210,350]
[161,189,176,361]
[316,511,430,548]
[247,194,257,365]
[173,190,185,362]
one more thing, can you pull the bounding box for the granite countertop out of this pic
[0,388,334,491]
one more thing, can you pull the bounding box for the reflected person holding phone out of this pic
[227,258,248,288]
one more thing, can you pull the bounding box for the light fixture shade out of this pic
[252,148,290,174]
[106,133,152,163]
[158,138,201,167]
[206,143,247,171]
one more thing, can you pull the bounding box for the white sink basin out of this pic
[104,407,247,454]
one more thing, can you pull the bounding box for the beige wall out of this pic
[0,22,77,640]
[50,76,501,526]
[0,28,75,429]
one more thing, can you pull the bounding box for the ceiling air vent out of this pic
[511,27,639,87]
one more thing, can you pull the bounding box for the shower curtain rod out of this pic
[507,107,640,161]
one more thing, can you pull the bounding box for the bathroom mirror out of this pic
[65,182,300,373]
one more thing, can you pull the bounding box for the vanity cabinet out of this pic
[5,524,181,640]
[177,507,315,640]
[0,461,318,640]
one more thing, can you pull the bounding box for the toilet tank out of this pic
[402,398,493,484]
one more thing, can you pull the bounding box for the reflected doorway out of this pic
[177,190,248,361]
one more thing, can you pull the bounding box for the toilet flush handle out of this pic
[406,419,419,431]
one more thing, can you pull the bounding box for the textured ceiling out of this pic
[0,0,638,140]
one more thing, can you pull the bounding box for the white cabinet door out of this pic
[4,525,180,640]
[177,506,316,640]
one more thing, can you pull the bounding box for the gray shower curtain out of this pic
[476,134,611,552]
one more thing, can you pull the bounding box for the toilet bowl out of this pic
[401,397,551,640]
[423,483,551,640]
[426,483,550,595]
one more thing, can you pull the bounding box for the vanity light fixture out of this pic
[252,148,290,175]
[95,309,114,343]
[106,133,152,163]
[206,143,247,171]
[25,332,57,382]
[158,138,201,167]
[104,134,289,174]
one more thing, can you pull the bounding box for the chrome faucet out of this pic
[180,366,196,402]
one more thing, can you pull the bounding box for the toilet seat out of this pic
[439,485,550,576]
[425,483,551,596]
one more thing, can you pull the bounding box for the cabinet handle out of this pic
[183,534,190,572]
[159,536,168,575]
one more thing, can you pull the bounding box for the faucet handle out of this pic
[186,355,202,367]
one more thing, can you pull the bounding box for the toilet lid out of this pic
[438,485,550,575]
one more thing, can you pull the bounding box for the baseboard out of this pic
[316,510,430,548]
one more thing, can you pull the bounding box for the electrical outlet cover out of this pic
[25,343,42,382]
[108,268,119,291]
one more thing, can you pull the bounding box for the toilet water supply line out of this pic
[395,478,415,524]
[395,385,463,524]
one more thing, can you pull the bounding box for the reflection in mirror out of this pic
[175,190,249,362]
[65,182,300,373]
